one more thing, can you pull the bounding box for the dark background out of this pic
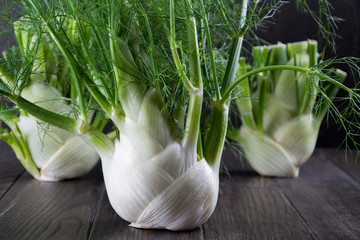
[1,0,360,148]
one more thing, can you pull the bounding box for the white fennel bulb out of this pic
[16,81,99,181]
[104,131,218,230]
[232,40,346,177]
[100,89,219,230]
[238,114,319,177]
[17,115,99,181]
[0,19,101,181]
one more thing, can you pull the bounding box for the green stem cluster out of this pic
[222,65,350,103]
[1,0,356,175]
[0,121,40,178]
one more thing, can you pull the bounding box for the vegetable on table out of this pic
[0,18,105,181]
[0,0,359,231]
[228,40,348,177]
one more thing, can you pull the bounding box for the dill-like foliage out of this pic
[0,0,359,158]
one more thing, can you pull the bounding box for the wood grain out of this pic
[203,175,316,240]
[0,148,359,239]
[325,148,360,184]
[0,163,104,240]
[275,149,360,240]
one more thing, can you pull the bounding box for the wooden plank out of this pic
[1,147,358,239]
[324,148,360,184]
[0,163,104,240]
[0,141,25,199]
[89,192,203,240]
[275,149,360,240]
[203,175,316,240]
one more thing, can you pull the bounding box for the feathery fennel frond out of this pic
[295,0,341,53]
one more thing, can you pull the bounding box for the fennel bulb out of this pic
[102,92,219,230]
[17,115,99,181]
[98,35,221,228]
[0,20,101,181]
[19,81,99,181]
[230,41,346,177]
[0,81,100,181]
[236,114,319,177]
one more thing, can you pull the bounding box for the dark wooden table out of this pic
[0,141,359,240]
